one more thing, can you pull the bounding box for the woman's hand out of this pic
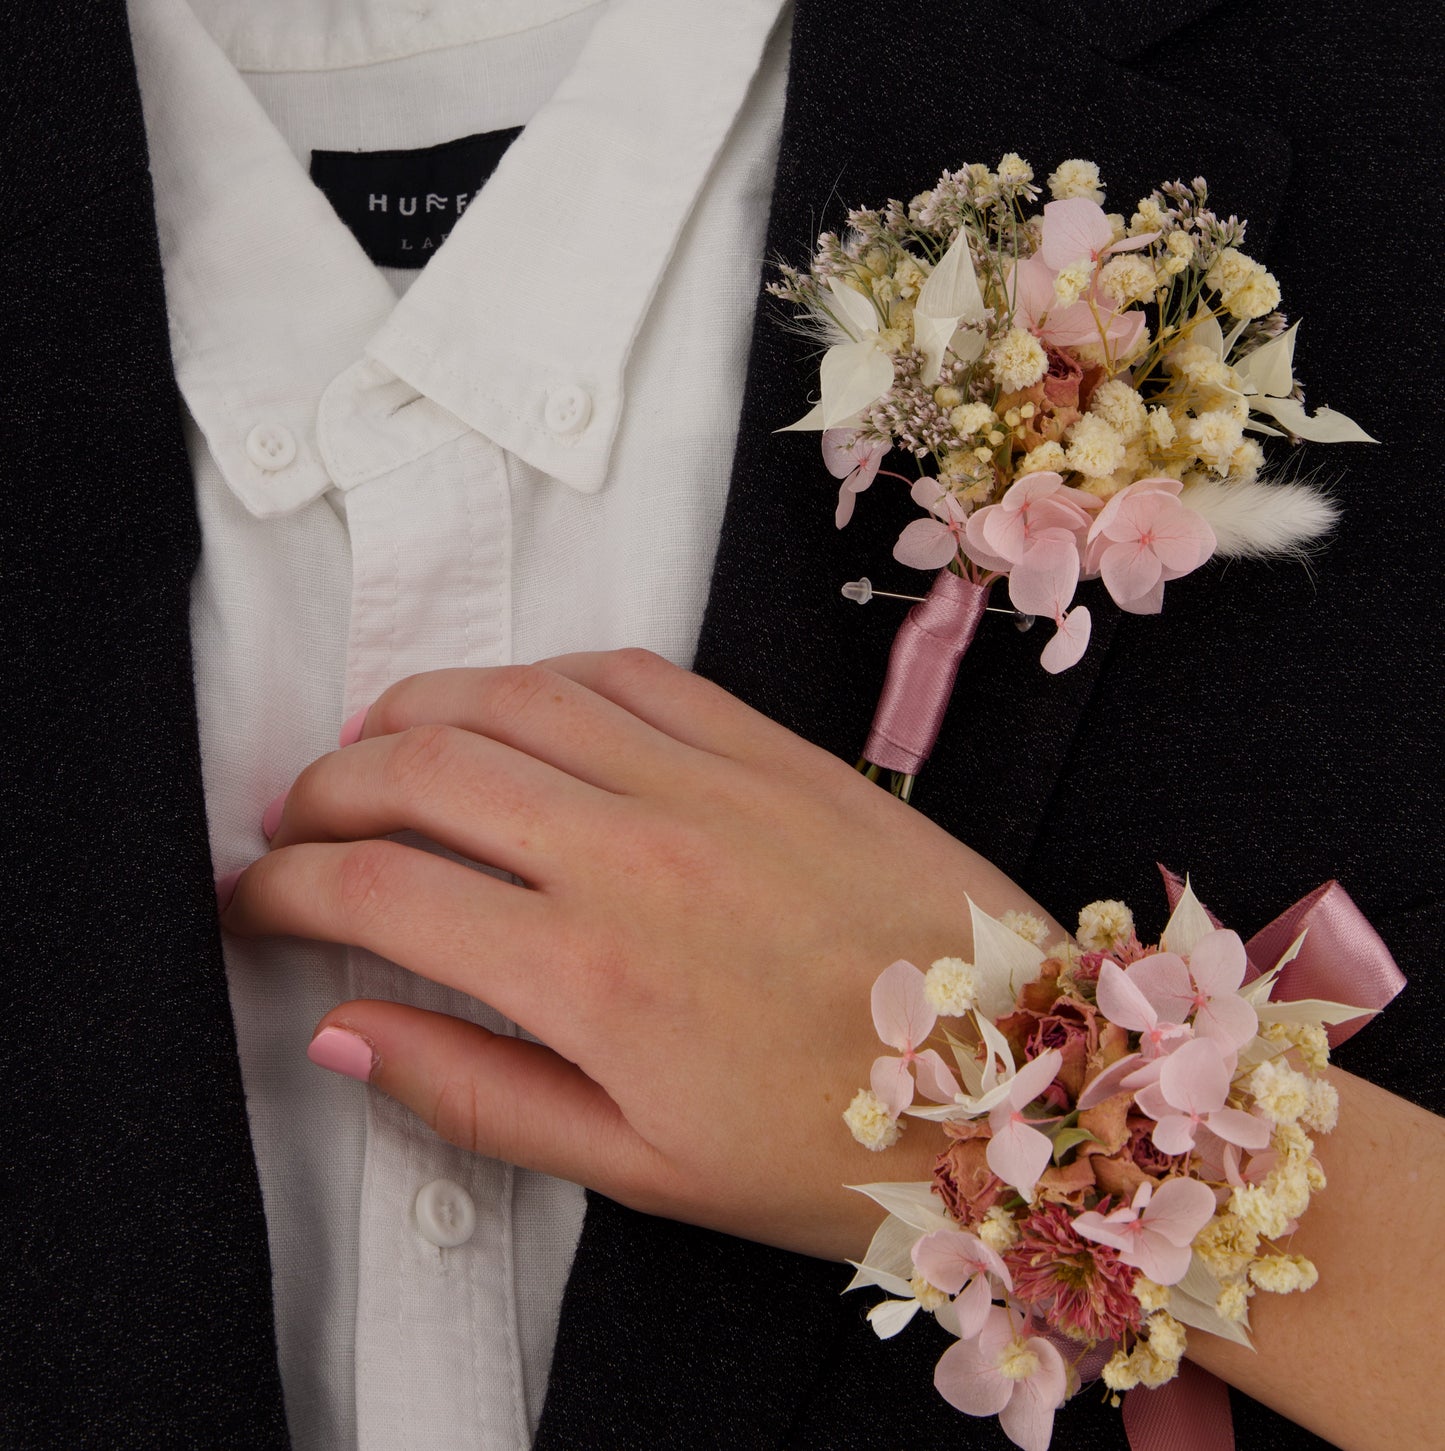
[220,648,1059,1261]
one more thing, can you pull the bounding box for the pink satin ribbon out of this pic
[861,570,991,775]
[1120,870,1407,1450]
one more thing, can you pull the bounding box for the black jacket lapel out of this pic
[542,3,1293,1447]
[0,3,289,1445]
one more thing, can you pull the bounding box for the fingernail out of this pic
[338,706,369,748]
[307,1026,375,1083]
[261,789,289,840]
[215,869,243,914]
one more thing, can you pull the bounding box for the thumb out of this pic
[307,1001,648,1197]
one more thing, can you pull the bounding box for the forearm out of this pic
[1186,1069,1445,1450]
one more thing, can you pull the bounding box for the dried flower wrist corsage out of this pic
[843,874,1404,1451]
[771,157,1374,799]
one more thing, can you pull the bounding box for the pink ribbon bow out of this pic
[1121,869,1406,1450]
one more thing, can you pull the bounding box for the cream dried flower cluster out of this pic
[843,881,1371,1451]
[772,157,1375,674]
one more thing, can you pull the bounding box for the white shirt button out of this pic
[544,384,592,436]
[413,1178,476,1248]
[245,423,298,471]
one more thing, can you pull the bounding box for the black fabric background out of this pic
[0,0,1438,1447]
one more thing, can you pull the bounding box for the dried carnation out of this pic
[1004,1202,1144,1344]
[1077,899,1135,953]
[1048,158,1105,204]
[844,1088,901,1151]
[999,910,1050,947]
[925,956,979,1016]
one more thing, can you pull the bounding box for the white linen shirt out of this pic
[128,1,789,1446]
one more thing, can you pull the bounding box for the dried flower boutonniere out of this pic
[770,156,1374,799]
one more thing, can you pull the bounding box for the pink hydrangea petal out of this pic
[986,1117,1054,1196]
[1076,1051,1143,1110]
[1101,306,1147,357]
[1100,538,1164,607]
[1096,961,1157,1034]
[1073,1209,1135,1254]
[1188,931,1249,995]
[1007,535,1080,618]
[1206,1106,1273,1151]
[1125,953,1195,1022]
[997,1339,1067,1451]
[821,429,861,479]
[1194,991,1259,1052]
[1159,1038,1231,1115]
[1040,605,1091,673]
[1041,197,1114,269]
[870,1054,914,1118]
[1132,1081,1171,1122]
[1009,1049,1064,1108]
[1149,507,1218,580]
[894,518,960,570]
[1038,299,1113,349]
[912,1228,983,1296]
[835,480,858,529]
[1107,231,1160,254]
[851,446,886,494]
[1009,256,1058,333]
[1123,1227,1193,1286]
[1004,471,1068,507]
[954,1267,997,1340]
[962,508,1016,573]
[1149,1113,1199,1157]
[913,1048,962,1104]
[1143,1177,1219,1245]
[982,501,1030,561]
[934,1314,1016,1417]
[870,959,935,1051]
[1113,575,1166,615]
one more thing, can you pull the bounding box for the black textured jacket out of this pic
[2,1,1440,1447]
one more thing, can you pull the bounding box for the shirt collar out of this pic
[132,0,785,517]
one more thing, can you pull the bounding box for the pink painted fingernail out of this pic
[261,789,289,840]
[307,1026,375,1082]
[215,869,243,914]
[338,706,369,748]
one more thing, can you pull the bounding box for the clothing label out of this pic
[310,129,522,268]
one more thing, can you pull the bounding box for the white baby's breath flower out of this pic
[1301,1078,1340,1133]
[1226,271,1282,319]
[999,910,1050,947]
[1102,1349,1141,1392]
[1053,259,1093,308]
[910,1271,951,1311]
[1206,248,1281,319]
[1215,1280,1252,1324]
[925,956,979,1016]
[1145,1312,1187,1364]
[844,1088,901,1150]
[1249,1254,1319,1294]
[1066,414,1127,479]
[1019,441,1068,475]
[1230,1183,1293,1239]
[1129,1341,1179,1388]
[1262,1021,1331,1072]
[934,385,964,410]
[1228,437,1266,484]
[1048,158,1105,203]
[1194,1213,1259,1280]
[1166,230,1196,264]
[978,1205,1021,1253]
[999,1341,1042,1381]
[1088,379,1149,443]
[1248,1059,1311,1125]
[1130,196,1167,234]
[989,327,1049,392]
[1132,1276,1172,1313]
[1076,898,1134,952]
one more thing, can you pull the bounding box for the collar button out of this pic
[245,423,298,472]
[544,384,592,437]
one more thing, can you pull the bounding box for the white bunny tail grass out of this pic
[1179,477,1340,560]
